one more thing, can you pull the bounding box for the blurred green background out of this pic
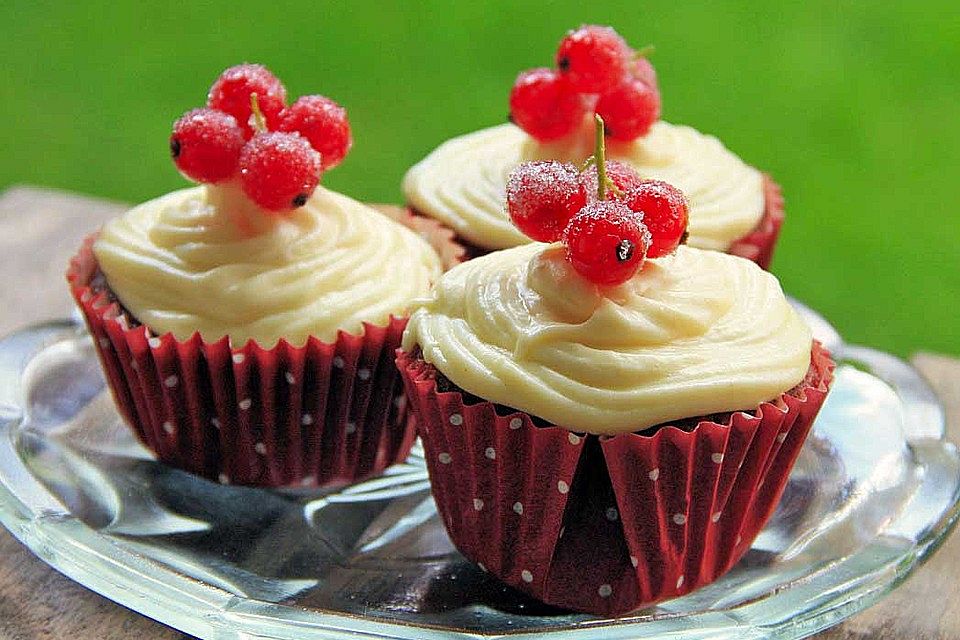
[2,1,957,357]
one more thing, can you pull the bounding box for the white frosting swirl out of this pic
[403,244,811,434]
[403,121,765,251]
[94,184,442,347]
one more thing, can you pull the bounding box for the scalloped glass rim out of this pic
[0,301,955,640]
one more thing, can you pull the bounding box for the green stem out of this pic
[249,93,267,133]
[595,114,607,200]
[634,44,655,59]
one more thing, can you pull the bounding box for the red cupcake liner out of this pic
[66,205,463,489]
[407,174,785,268]
[727,175,784,270]
[397,342,834,615]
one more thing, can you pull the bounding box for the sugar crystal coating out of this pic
[562,200,651,285]
[596,77,661,141]
[278,95,352,170]
[238,131,322,212]
[170,108,246,183]
[506,161,587,242]
[622,180,689,258]
[208,63,287,138]
[556,25,632,94]
[509,68,587,142]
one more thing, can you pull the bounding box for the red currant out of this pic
[170,108,246,183]
[595,78,661,142]
[622,180,688,258]
[507,161,587,242]
[580,160,646,201]
[556,25,632,94]
[631,56,658,90]
[562,201,651,286]
[207,64,287,138]
[509,68,587,142]
[278,95,352,170]
[238,132,322,212]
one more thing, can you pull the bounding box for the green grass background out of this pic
[2,1,958,357]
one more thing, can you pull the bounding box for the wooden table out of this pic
[0,186,957,640]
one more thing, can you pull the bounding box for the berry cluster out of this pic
[509,25,661,143]
[170,64,352,212]
[507,116,687,286]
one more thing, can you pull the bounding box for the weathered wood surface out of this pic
[0,186,956,640]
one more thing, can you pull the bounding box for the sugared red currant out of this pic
[238,132,322,212]
[622,180,688,258]
[278,95,352,170]
[507,161,587,242]
[580,160,646,200]
[170,108,246,183]
[595,78,661,141]
[207,64,287,137]
[562,201,651,286]
[631,55,658,90]
[509,68,587,142]
[556,25,632,94]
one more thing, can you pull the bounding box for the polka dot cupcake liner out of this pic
[67,207,463,489]
[407,174,785,268]
[396,342,834,615]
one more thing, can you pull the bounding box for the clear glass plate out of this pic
[0,303,957,640]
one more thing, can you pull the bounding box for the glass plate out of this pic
[0,303,958,640]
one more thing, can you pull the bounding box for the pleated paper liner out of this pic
[407,174,785,268]
[397,342,834,615]
[727,175,785,270]
[66,205,463,489]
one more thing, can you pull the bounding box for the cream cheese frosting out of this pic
[403,121,765,252]
[403,243,811,434]
[94,184,443,347]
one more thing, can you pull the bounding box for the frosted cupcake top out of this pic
[402,243,810,435]
[403,121,764,252]
[95,184,442,347]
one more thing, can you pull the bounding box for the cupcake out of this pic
[396,153,833,614]
[67,64,461,488]
[403,25,782,268]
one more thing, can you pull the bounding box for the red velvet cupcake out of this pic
[403,25,782,268]
[67,64,461,488]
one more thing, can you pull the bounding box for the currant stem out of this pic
[595,114,607,200]
[634,44,656,59]
[249,93,267,133]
